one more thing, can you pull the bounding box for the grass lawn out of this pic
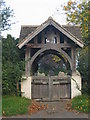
[71,95,90,113]
[2,95,31,116]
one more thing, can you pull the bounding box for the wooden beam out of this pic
[27,43,72,48]
[31,75,71,80]
[71,47,76,72]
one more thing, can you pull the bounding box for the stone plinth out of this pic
[71,71,82,98]
[21,77,31,99]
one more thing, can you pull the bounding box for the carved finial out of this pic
[48,16,53,20]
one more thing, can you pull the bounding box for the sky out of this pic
[3,0,70,38]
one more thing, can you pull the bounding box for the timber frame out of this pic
[18,16,84,77]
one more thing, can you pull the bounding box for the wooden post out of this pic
[64,36,67,44]
[49,77,53,100]
[71,47,76,73]
[25,46,30,77]
[57,34,60,44]
[34,36,37,43]
[16,81,19,96]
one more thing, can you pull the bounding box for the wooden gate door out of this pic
[52,77,71,99]
[31,76,49,99]
[31,76,71,100]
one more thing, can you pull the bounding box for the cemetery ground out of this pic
[2,95,89,118]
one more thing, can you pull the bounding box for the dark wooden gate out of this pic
[31,76,71,100]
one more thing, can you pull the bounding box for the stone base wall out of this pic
[21,77,31,99]
[71,71,82,99]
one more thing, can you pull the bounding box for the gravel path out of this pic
[3,100,88,119]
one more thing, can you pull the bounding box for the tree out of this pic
[0,0,13,31]
[38,54,67,76]
[63,0,89,44]
[63,0,89,94]
[2,35,25,95]
[77,46,89,94]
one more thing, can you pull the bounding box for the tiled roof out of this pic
[19,25,82,42]
[19,25,39,42]
[63,25,82,42]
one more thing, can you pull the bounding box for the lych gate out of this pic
[17,17,84,100]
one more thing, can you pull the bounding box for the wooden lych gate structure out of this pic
[17,17,83,100]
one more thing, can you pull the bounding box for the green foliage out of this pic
[77,46,88,80]
[38,54,67,76]
[0,0,13,31]
[2,34,25,95]
[64,0,89,44]
[2,95,31,116]
[71,95,90,113]
[2,62,22,94]
[77,46,90,95]
[2,35,19,62]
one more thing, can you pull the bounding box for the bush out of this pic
[71,95,90,113]
[2,35,25,95]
